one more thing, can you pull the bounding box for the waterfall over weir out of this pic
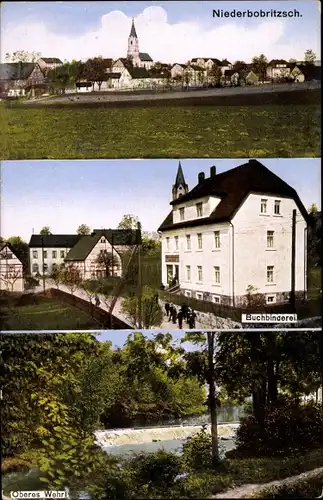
[95,423,239,449]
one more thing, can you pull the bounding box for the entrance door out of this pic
[166,265,173,284]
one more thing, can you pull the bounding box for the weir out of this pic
[95,423,239,448]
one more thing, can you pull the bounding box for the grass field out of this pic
[1,296,99,330]
[0,98,320,159]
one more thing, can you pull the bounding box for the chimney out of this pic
[210,166,216,177]
[198,172,205,184]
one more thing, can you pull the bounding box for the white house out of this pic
[0,245,24,292]
[266,59,291,80]
[158,160,308,306]
[28,229,139,279]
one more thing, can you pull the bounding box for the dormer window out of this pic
[101,238,105,243]
[179,208,185,221]
[196,203,203,217]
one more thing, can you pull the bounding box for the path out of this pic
[211,466,323,498]
[23,81,319,106]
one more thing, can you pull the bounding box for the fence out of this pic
[158,290,322,323]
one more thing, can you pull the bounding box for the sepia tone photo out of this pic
[0,0,321,159]
[0,158,321,331]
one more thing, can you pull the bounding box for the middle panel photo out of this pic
[1,158,321,331]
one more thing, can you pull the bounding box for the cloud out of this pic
[1,5,320,63]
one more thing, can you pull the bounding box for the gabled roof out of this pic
[126,67,150,79]
[221,59,231,66]
[102,58,113,68]
[268,59,288,66]
[139,52,153,62]
[224,69,239,77]
[293,64,321,80]
[172,63,188,69]
[65,229,140,261]
[39,58,63,64]
[206,58,222,65]
[158,160,309,231]
[0,244,23,263]
[189,64,205,71]
[0,62,36,81]
[149,69,170,78]
[29,234,82,248]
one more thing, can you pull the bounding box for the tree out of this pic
[309,203,318,215]
[289,58,297,64]
[118,214,140,230]
[49,264,64,289]
[83,57,107,91]
[208,63,222,86]
[6,236,29,271]
[96,250,120,277]
[304,49,316,65]
[122,286,163,328]
[77,224,91,235]
[0,263,23,291]
[232,60,247,72]
[251,54,268,82]
[40,226,52,235]
[5,50,41,62]
[61,263,82,294]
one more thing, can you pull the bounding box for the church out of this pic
[126,18,154,70]
[158,161,308,306]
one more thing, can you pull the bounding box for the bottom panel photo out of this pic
[1,330,323,500]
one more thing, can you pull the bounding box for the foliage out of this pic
[39,226,52,235]
[122,286,163,328]
[5,236,29,270]
[77,224,91,235]
[118,214,141,230]
[182,426,214,471]
[83,57,107,90]
[251,54,268,81]
[304,49,316,65]
[5,50,41,62]
[235,399,323,457]
[96,249,120,277]
[60,263,82,293]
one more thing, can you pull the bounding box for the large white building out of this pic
[158,160,309,306]
[28,229,139,279]
[0,244,24,292]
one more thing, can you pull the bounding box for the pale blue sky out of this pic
[1,158,321,241]
[1,1,320,63]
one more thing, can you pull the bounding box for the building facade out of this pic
[158,160,308,306]
[0,245,24,292]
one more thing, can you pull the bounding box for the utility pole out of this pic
[0,350,4,500]
[290,209,296,312]
[137,222,142,329]
[41,236,46,294]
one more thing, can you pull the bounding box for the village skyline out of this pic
[2,1,321,64]
[1,159,321,241]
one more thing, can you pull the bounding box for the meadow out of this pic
[0,89,320,159]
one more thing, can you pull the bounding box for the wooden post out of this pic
[207,331,219,465]
[290,209,296,311]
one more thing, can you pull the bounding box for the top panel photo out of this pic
[0,0,321,160]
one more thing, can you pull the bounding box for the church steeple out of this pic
[172,161,189,200]
[127,17,139,60]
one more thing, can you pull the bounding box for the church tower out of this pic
[127,18,140,61]
[172,161,189,200]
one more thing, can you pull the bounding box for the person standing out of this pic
[191,309,196,328]
[171,307,177,324]
[95,294,100,307]
[165,302,170,318]
[177,310,183,329]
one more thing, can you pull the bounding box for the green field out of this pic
[1,296,99,330]
[1,100,320,159]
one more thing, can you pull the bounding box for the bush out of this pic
[254,470,323,498]
[126,450,181,492]
[2,457,32,473]
[182,426,213,471]
[236,400,323,457]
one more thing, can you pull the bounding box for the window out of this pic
[186,265,191,281]
[214,231,220,249]
[196,203,203,217]
[213,295,220,304]
[185,290,192,297]
[33,250,38,259]
[214,266,220,284]
[43,251,47,259]
[101,238,105,243]
[32,263,39,273]
[179,208,185,221]
[175,236,179,250]
[43,263,48,272]
[197,265,203,282]
[267,295,276,303]
[197,233,203,249]
[267,265,274,283]
[267,231,274,248]
[274,200,281,215]
[52,250,57,259]
[186,235,191,250]
[261,199,267,214]
[166,237,170,250]
[196,292,203,300]
[60,250,65,259]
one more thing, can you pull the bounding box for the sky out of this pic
[1,1,321,64]
[1,158,321,240]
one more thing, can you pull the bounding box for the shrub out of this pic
[254,470,323,498]
[2,457,32,473]
[182,426,213,471]
[236,400,323,457]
